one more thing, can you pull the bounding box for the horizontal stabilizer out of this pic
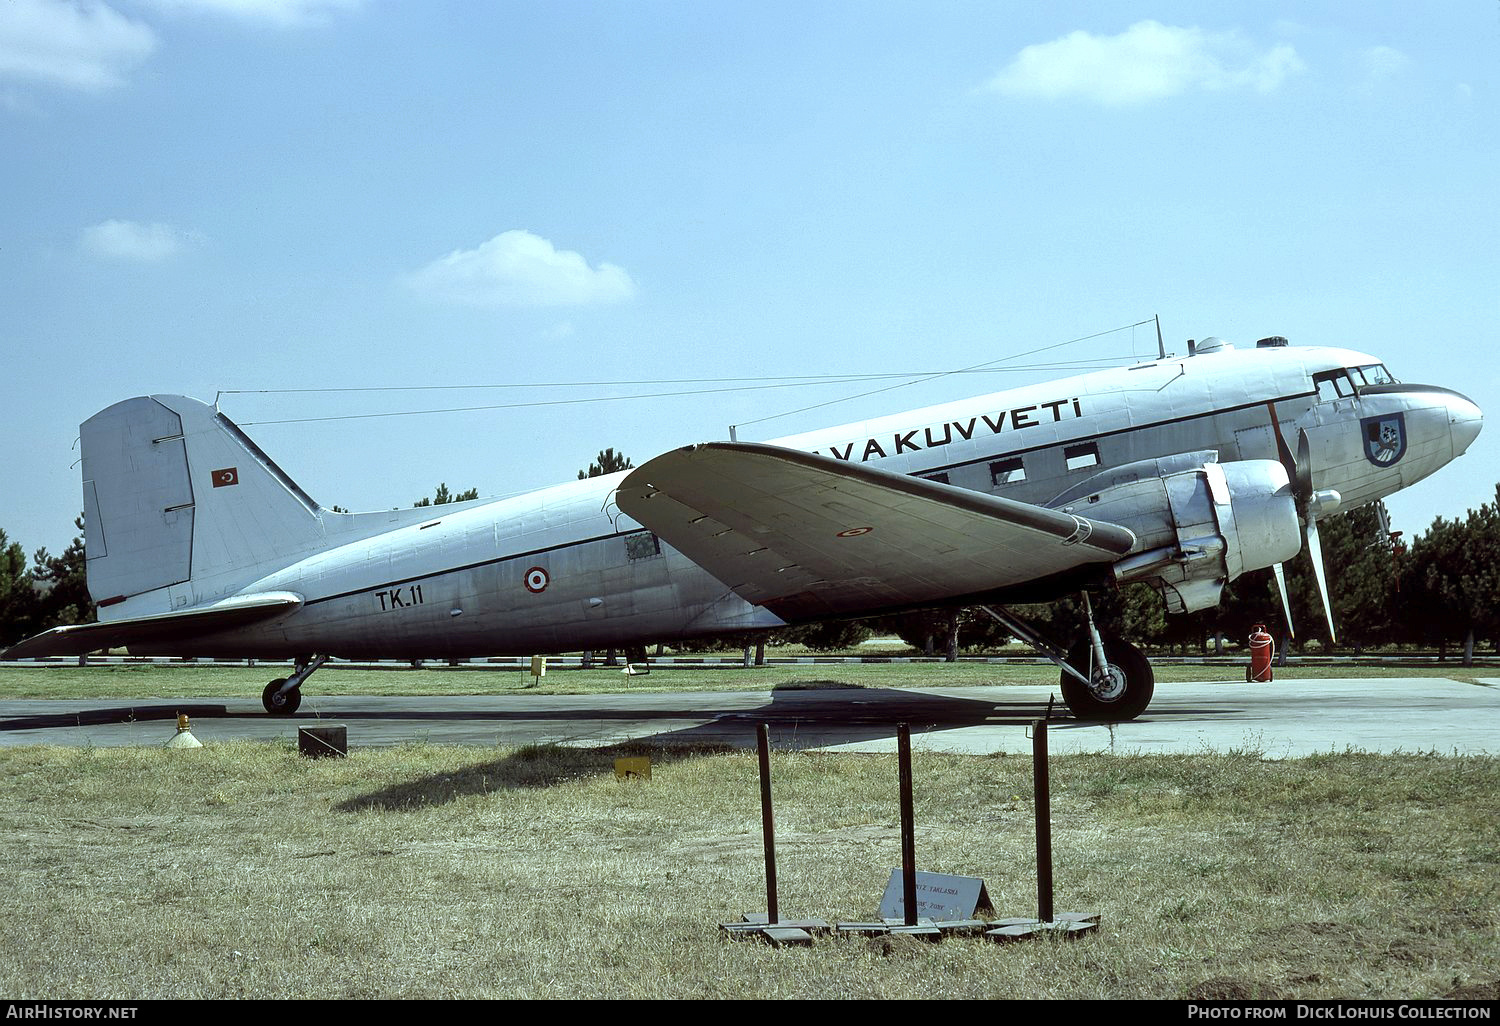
[617,443,1135,621]
[2,592,302,660]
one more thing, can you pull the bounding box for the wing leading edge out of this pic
[616,442,1136,622]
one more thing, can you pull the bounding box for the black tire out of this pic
[1058,636,1154,721]
[262,678,302,716]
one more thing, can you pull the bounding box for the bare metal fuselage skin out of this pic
[87,342,1483,659]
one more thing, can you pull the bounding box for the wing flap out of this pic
[2,592,303,659]
[617,443,1134,620]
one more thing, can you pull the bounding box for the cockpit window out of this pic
[1315,364,1397,400]
[1313,369,1356,402]
[1352,363,1395,386]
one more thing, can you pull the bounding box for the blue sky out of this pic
[2,1,1496,561]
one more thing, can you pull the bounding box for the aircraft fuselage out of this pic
[75,340,1487,659]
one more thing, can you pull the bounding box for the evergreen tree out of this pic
[30,516,93,630]
[1404,486,1500,662]
[0,529,38,646]
[414,483,480,507]
[782,618,872,653]
[578,449,633,479]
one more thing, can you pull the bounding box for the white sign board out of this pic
[878,870,992,922]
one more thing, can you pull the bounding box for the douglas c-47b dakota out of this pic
[3,335,1482,721]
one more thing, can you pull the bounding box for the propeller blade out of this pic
[1304,516,1338,645]
[1266,402,1299,490]
[1294,428,1314,503]
[1267,403,1334,643]
[1272,562,1294,638]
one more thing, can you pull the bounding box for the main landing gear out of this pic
[261,654,329,715]
[979,596,1155,722]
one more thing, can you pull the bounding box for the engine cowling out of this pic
[1048,453,1302,613]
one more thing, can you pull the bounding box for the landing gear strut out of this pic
[261,654,329,715]
[979,599,1155,722]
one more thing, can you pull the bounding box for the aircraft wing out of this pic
[616,442,1136,621]
[1,592,303,660]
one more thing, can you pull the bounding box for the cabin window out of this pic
[920,471,950,485]
[990,458,1026,486]
[624,532,661,561]
[1064,443,1100,472]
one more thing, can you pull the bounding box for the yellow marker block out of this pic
[614,756,651,780]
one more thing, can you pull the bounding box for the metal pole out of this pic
[1033,718,1053,924]
[757,723,779,925]
[898,723,917,926]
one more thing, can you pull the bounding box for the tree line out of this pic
[1,518,91,648]
[5,479,1497,662]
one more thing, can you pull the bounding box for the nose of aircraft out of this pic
[1448,390,1483,457]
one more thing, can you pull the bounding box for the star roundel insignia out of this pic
[836,526,874,538]
[524,566,550,593]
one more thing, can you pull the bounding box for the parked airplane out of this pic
[3,336,1482,721]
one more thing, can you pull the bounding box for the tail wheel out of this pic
[1059,636,1153,721]
[262,678,302,716]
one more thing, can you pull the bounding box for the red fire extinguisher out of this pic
[1247,624,1274,682]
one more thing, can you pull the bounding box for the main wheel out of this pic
[261,678,302,716]
[1058,636,1154,721]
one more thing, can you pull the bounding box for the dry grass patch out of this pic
[0,742,1494,999]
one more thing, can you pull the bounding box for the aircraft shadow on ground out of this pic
[329,685,1030,812]
[0,690,1253,811]
[332,740,735,812]
[0,686,1236,745]
[0,703,233,731]
[327,688,1233,811]
[2,686,1038,736]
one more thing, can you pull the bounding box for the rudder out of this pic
[83,395,327,613]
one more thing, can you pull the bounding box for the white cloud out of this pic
[141,0,365,27]
[80,219,198,261]
[0,0,157,92]
[986,21,1305,106]
[407,231,637,308]
[1360,45,1409,84]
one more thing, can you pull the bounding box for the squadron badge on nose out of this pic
[1361,412,1407,466]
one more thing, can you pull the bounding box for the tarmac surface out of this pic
[1,677,1496,757]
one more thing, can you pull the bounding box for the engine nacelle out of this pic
[1048,454,1302,613]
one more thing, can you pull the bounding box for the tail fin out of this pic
[83,395,327,614]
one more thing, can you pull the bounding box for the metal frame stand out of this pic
[719,724,830,946]
[722,715,1100,947]
[985,718,1098,942]
[836,724,991,940]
